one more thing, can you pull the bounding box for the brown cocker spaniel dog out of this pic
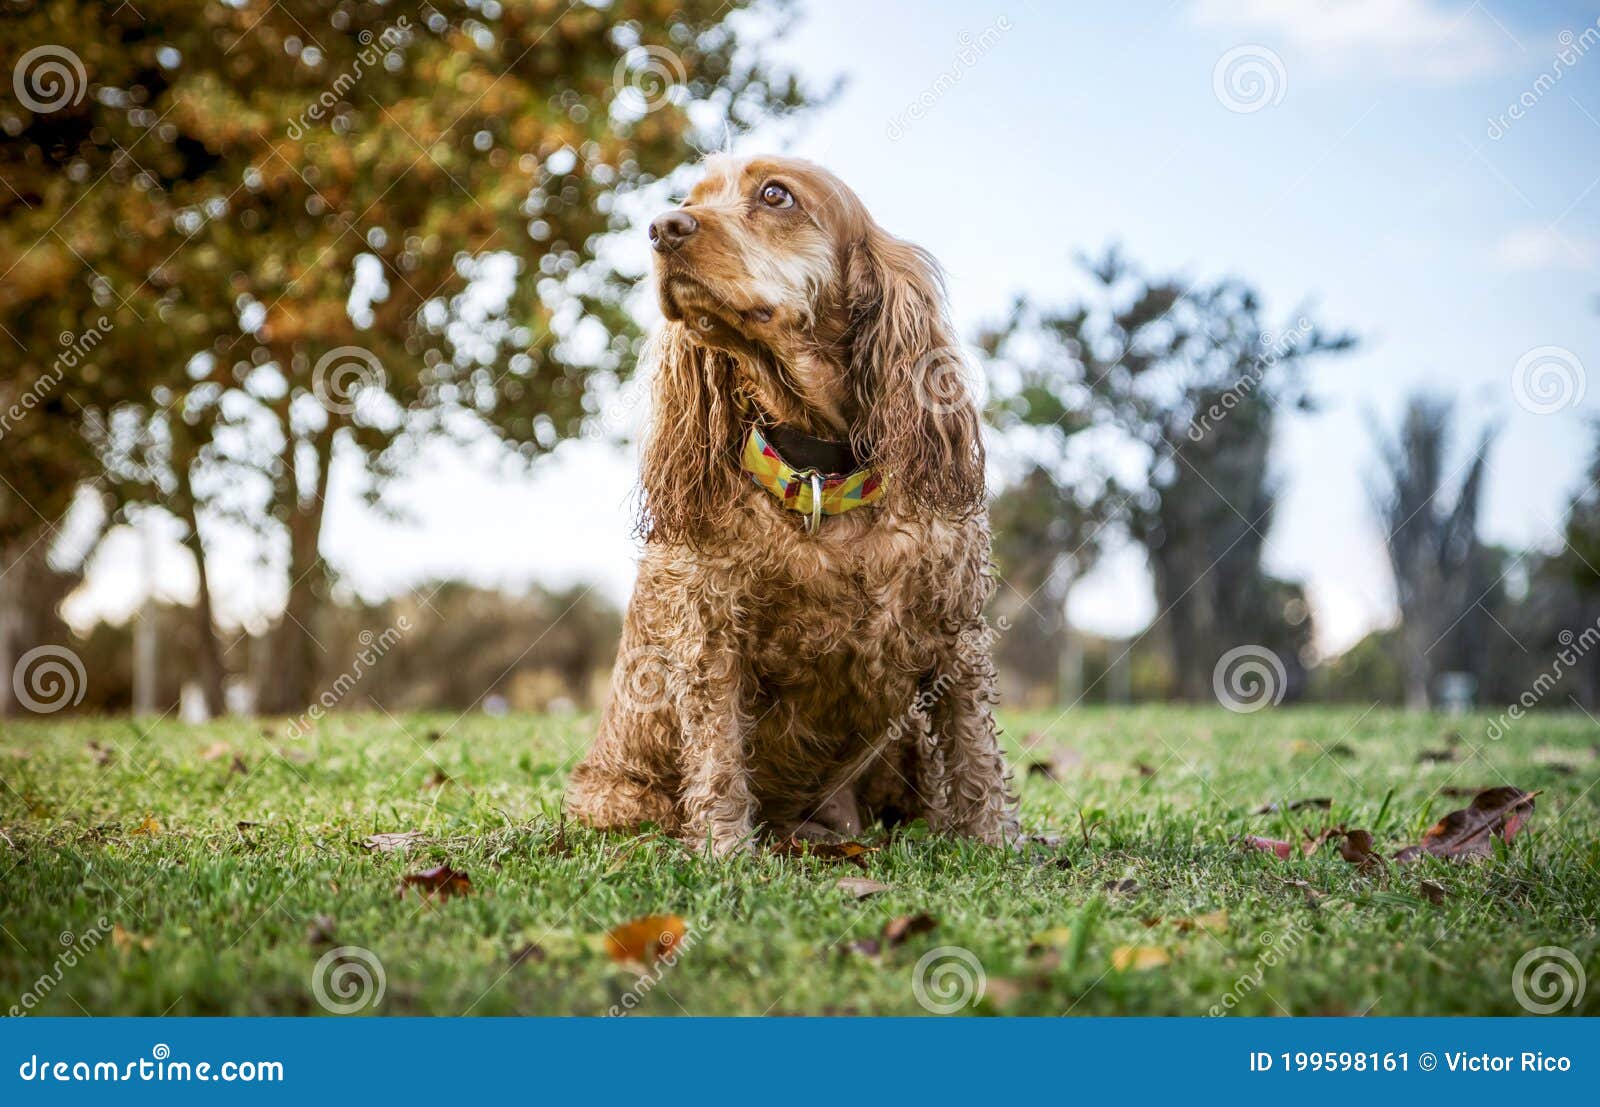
[567,154,1018,855]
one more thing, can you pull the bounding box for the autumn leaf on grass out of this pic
[131,815,161,837]
[770,837,876,870]
[1254,797,1331,814]
[1111,945,1170,972]
[363,831,424,855]
[1336,828,1382,871]
[1395,787,1538,862]
[1143,910,1229,934]
[1102,879,1140,895]
[835,877,889,900]
[398,864,472,902]
[111,924,154,953]
[883,913,938,946]
[1241,835,1294,860]
[605,915,685,966]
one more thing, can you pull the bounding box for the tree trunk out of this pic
[176,465,227,718]
[0,540,24,718]
[258,426,333,715]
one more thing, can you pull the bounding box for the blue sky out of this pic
[71,0,1600,656]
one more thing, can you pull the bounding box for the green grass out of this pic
[1,707,1597,1016]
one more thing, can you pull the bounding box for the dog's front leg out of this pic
[675,645,757,856]
[930,624,1019,846]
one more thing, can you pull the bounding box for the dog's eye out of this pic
[760,182,793,208]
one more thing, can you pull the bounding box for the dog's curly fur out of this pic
[566,155,1019,855]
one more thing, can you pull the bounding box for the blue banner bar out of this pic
[2,1018,1595,1103]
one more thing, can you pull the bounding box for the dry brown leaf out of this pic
[1395,787,1539,862]
[1418,879,1447,905]
[1111,945,1170,971]
[1102,879,1141,894]
[363,831,423,854]
[604,914,685,964]
[398,864,472,901]
[835,877,889,900]
[1242,835,1294,859]
[882,913,938,946]
[1254,797,1332,814]
[87,741,113,767]
[229,755,249,775]
[306,914,337,946]
[131,815,161,837]
[770,837,876,870]
[111,924,154,952]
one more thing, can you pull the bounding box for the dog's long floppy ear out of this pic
[847,228,985,517]
[636,322,744,544]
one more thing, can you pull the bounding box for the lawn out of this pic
[1,706,1596,1016]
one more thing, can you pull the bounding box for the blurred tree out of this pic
[985,249,1354,701]
[0,0,805,713]
[1558,421,1600,708]
[1370,395,1494,710]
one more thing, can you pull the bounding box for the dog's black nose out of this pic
[649,210,698,251]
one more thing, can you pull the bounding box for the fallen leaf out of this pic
[604,914,685,964]
[770,837,876,870]
[1255,797,1332,814]
[510,943,546,967]
[1337,828,1382,870]
[87,741,113,767]
[199,741,231,762]
[1134,761,1158,778]
[1395,787,1538,862]
[1417,747,1457,764]
[363,831,423,854]
[1028,926,1073,954]
[1102,879,1140,895]
[398,864,472,901]
[131,815,161,837]
[229,755,248,775]
[1326,742,1356,759]
[235,821,260,832]
[841,937,882,957]
[424,768,450,789]
[426,730,443,743]
[1242,835,1294,860]
[306,914,337,946]
[1111,945,1170,971]
[1181,909,1229,934]
[835,877,889,900]
[111,924,154,952]
[1418,879,1447,905]
[883,913,938,946]
[1025,760,1057,780]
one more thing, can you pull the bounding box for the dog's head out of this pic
[640,154,984,542]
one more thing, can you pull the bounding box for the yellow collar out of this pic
[740,423,885,532]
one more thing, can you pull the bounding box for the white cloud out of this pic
[1190,0,1512,81]
[1491,224,1597,270]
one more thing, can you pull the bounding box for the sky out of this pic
[68,0,1600,657]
